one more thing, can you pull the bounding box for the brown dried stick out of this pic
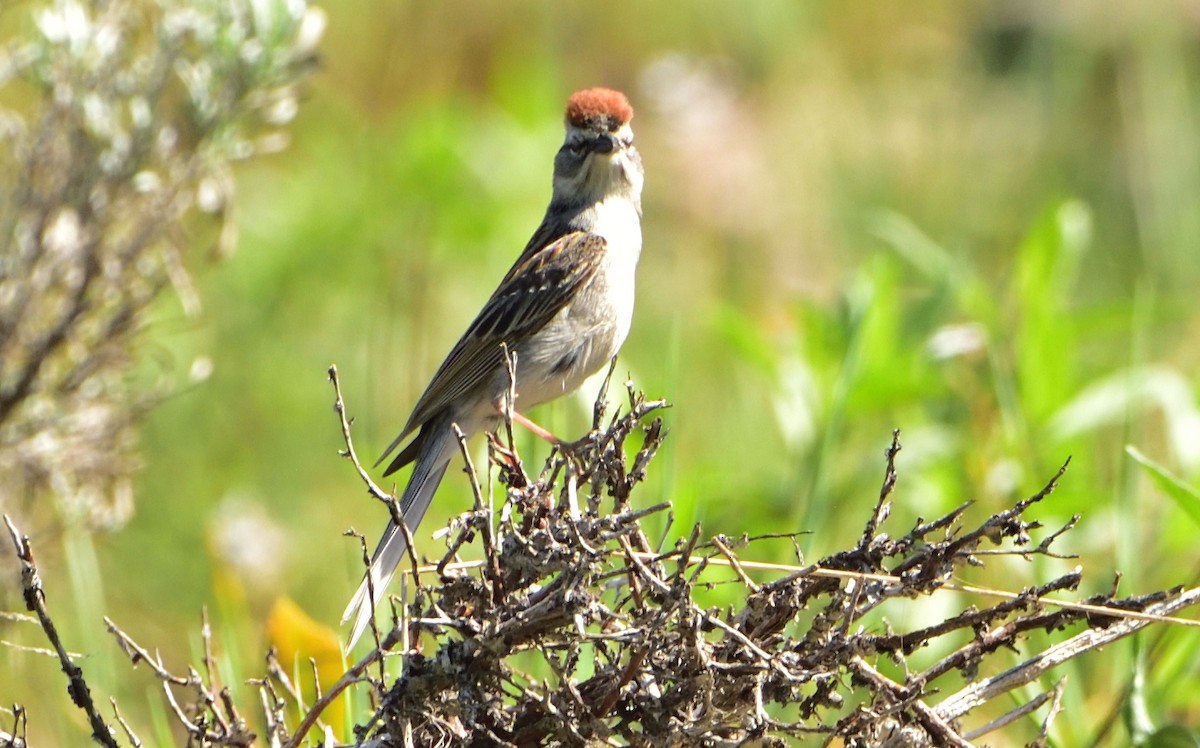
[4,515,119,748]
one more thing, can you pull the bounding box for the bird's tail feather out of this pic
[342,424,456,652]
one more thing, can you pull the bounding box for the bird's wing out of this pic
[375,231,607,467]
[501,213,569,283]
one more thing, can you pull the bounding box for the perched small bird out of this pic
[343,88,645,649]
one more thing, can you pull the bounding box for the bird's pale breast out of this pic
[505,196,641,410]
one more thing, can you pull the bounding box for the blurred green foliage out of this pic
[6,0,1200,744]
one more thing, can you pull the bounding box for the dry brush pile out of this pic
[8,364,1198,747]
[325,370,1197,747]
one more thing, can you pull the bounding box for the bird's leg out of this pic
[507,409,563,445]
[496,405,596,463]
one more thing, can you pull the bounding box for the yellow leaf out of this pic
[266,596,347,736]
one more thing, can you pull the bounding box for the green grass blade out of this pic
[1125,445,1200,527]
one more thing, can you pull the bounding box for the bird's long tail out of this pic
[342,419,456,651]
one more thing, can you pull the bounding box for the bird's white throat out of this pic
[592,194,642,267]
[591,193,641,348]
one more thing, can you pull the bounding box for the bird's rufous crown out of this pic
[565,88,633,132]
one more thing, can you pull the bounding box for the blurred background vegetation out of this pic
[4,0,1200,745]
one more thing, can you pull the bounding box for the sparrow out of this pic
[343,88,645,650]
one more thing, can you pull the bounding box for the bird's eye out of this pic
[568,141,587,156]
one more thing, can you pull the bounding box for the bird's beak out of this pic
[590,134,617,154]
